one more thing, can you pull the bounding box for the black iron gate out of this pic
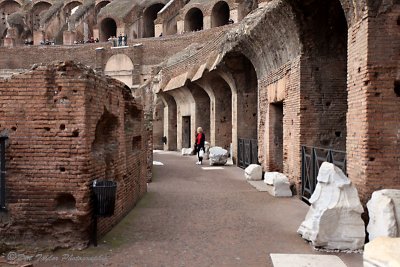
[301,146,346,204]
[238,138,258,169]
[0,136,7,211]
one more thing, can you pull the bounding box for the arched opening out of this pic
[223,52,258,167]
[159,93,178,151]
[211,1,230,28]
[184,8,203,32]
[95,0,110,15]
[92,109,119,180]
[201,72,233,151]
[153,97,165,150]
[143,3,165,38]
[100,17,117,42]
[104,54,134,87]
[32,2,52,31]
[292,0,348,200]
[0,0,21,37]
[298,0,348,151]
[63,1,82,17]
[187,83,211,146]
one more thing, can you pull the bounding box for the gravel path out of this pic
[5,151,363,267]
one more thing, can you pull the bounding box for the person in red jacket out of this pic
[195,127,205,165]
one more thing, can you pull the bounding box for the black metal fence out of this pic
[238,138,258,169]
[301,146,346,204]
[0,136,8,211]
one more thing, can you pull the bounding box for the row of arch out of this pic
[154,0,350,181]
[99,1,231,41]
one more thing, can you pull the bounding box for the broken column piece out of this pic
[297,162,365,250]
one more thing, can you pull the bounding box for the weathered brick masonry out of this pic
[0,62,148,250]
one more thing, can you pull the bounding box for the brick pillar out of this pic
[63,31,76,45]
[33,31,45,45]
[347,7,400,204]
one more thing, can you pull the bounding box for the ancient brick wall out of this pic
[0,61,147,251]
[347,6,400,204]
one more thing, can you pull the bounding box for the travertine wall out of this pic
[0,61,148,250]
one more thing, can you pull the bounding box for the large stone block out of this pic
[245,164,262,181]
[263,172,292,197]
[209,146,228,165]
[297,162,365,250]
[367,189,400,241]
[364,237,400,267]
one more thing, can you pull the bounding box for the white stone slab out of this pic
[153,161,164,166]
[270,254,347,267]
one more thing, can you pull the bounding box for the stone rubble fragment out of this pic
[263,172,292,197]
[244,164,262,181]
[209,146,229,165]
[367,189,400,241]
[363,237,400,267]
[297,162,365,250]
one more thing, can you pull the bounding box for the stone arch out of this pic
[211,1,230,28]
[63,0,82,17]
[104,54,134,88]
[143,3,165,38]
[0,0,21,12]
[221,52,258,165]
[186,83,211,144]
[196,72,233,150]
[158,93,177,151]
[100,17,116,42]
[32,2,52,31]
[184,7,203,32]
[153,96,165,150]
[166,88,196,150]
[95,0,110,15]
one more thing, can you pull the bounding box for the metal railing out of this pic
[0,136,8,211]
[301,145,346,204]
[238,138,258,169]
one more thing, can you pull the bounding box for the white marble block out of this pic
[209,146,228,166]
[263,172,292,197]
[181,148,193,156]
[297,162,365,250]
[367,189,400,241]
[364,237,400,267]
[245,164,262,181]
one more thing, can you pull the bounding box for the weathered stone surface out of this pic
[364,237,400,267]
[181,148,194,156]
[297,162,365,250]
[245,164,262,181]
[263,172,292,197]
[209,146,228,166]
[367,189,400,241]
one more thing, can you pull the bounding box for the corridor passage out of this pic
[29,151,362,267]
